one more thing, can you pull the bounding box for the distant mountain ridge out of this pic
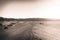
[0,17,47,21]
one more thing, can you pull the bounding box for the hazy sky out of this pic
[0,0,60,19]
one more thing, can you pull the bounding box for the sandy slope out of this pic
[33,20,60,40]
[1,18,60,40]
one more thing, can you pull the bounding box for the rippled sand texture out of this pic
[33,19,60,40]
[2,18,42,40]
[1,18,60,40]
